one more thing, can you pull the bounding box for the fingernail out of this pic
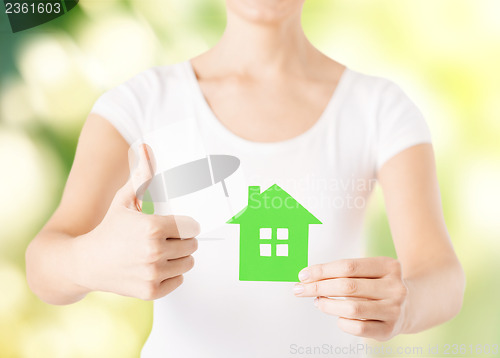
[142,144,150,161]
[298,269,310,282]
[314,297,319,307]
[142,144,154,175]
[293,284,305,294]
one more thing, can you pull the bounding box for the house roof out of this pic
[227,184,322,225]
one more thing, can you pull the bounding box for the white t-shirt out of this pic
[91,61,432,358]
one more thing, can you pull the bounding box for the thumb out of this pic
[114,143,156,211]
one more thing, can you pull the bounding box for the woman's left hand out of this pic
[293,257,409,341]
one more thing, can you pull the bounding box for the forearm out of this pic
[402,255,465,334]
[25,230,90,305]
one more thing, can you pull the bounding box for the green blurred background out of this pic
[0,0,499,357]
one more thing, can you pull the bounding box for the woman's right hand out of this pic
[73,144,200,300]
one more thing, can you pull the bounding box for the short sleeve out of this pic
[375,81,432,170]
[90,71,154,145]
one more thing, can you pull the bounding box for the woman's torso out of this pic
[141,61,375,358]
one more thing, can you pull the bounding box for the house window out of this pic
[277,228,288,240]
[259,228,272,240]
[276,244,288,257]
[260,244,272,256]
[259,228,289,257]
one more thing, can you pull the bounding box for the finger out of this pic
[130,143,156,210]
[114,143,155,210]
[294,278,390,299]
[299,257,395,283]
[148,215,201,239]
[337,317,392,341]
[163,238,198,260]
[161,255,195,280]
[315,297,387,321]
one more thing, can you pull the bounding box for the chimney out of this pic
[248,186,260,208]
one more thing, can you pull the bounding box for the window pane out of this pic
[276,244,288,256]
[260,244,272,256]
[259,228,272,240]
[277,228,288,240]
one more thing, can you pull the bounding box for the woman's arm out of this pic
[26,115,199,305]
[26,114,128,304]
[377,143,465,333]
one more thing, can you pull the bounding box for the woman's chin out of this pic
[227,0,304,24]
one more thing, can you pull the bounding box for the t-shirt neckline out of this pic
[182,60,352,151]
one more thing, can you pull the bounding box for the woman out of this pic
[26,0,465,357]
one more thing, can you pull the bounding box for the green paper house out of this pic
[227,184,322,282]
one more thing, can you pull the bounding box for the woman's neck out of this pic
[197,9,320,79]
